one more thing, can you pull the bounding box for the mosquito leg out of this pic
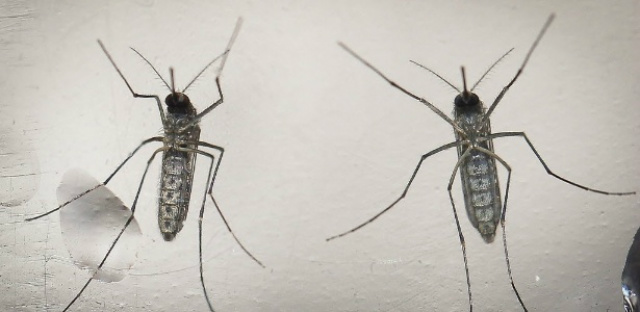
[337,42,464,135]
[198,142,225,191]
[198,152,217,312]
[326,140,460,241]
[61,146,166,312]
[176,144,262,312]
[447,147,474,312]
[102,137,163,184]
[479,14,555,128]
[193,77,224,123]
[193,18,243,122]
[97,40,167,123]
[26,137,163,221]
[217,18,243,76]
[475,146,528,311]
[186,143,265,267]
[486,132,636,195]
[172,147,219,312]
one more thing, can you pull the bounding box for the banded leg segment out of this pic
[326,140,460,241]
[446,145,528,311]
[173,146,219,312]
[479,14,556,129]
[195,142,264,268]
[173,144,263,312]
[474,146,527,311]
[446,147,474,312]
[61,146,167,311]
[487,132,636,196]
[337,42,464,135]
[97,40,167,124]
[191,18,244,126]
[26,137,163,221]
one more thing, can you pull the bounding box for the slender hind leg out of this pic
[446,146,474,312]
[178,147,219,312]
[60,147,166,311]
[197,142,264,267]
[326,141,460,241]
[475,146,527,311]
[26,137,162,221]
[487,132,635,196]
[180,145,264,312]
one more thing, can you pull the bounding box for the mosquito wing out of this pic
[58,168,142,283]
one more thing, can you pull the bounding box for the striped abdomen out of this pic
[159,113,200,241]
[454,105,502,243]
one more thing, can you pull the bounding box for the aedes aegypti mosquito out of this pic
[327,14,636,311]
[26,18,263,312]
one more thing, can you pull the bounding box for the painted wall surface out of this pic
[1,0,639,311]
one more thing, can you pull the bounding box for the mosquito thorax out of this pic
[165,92,195,114]
[454,91,480,108]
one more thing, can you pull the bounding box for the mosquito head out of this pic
[165,92,191,107]
[454,91,480,107]
[454,66,480,107]
[164,91,194,113]
[163,67,195,114]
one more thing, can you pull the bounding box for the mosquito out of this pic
[25,18,263,312]
[327,14,636,311]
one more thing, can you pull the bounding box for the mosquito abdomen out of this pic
[454,105,502,243]
[159,114,200,241]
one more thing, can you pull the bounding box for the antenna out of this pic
[130,47,172,93]
[183,17,243,92]
[480,14,555,128]
[410,60,461,93]
[470,48,513,92]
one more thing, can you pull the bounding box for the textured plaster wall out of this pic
[1,0,639,311]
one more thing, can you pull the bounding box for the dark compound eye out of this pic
[165,92,191,107]
[454,92,480,107]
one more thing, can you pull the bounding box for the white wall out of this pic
[1,0,639,311]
